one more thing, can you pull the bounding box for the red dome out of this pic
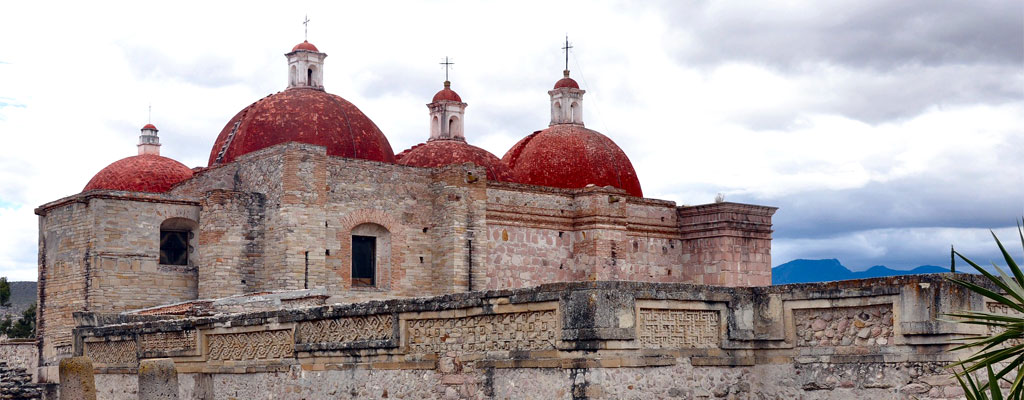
[432,81,462,103]
[291,41,319,52]
[554,77,579,89]
[142,123,157,130]
[397,140,508,181]
[208,88,395,165]
[84,154,193,193]
[432,88,462,103]
[502,124,642,197]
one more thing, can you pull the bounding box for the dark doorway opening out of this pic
[352,235,376,286]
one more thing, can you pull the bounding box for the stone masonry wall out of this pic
[35,201,91,373]
[35,193,201,383]
[198,190,266,298]
[87,198,200,313]
[678,202,775,286]
[0,341,37,378]
[483,184,775,290]
[73,274,988,399]
[0,360,40,399]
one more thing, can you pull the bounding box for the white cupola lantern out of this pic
[137,124,161,155]
[286,41,327,89]
[549,70,585,126]
[428,81,468,141]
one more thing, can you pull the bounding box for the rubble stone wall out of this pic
[0,341,37,377]
[73,275,987,399]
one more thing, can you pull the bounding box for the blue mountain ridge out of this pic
[772,259,949,285]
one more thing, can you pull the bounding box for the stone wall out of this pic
[72,274,988,399]
[0,341,38,378]
[483,184,775,290]
[34,193,201,382]
[0,360,40,399]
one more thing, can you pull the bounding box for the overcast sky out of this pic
[0,1,1021,281]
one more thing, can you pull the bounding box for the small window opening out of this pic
[160,230,189,265]
[352,235,376,286]
[307,68,313,86]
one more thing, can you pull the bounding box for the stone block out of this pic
[138,358,179,400]
[58,356,96,400]
[560,289,635,342]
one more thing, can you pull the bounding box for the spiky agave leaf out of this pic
[946,222,1024,400]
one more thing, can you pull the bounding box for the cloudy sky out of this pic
[0,1,1021,281]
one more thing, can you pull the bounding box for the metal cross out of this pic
[148,104,152,124]
[562,35,573,71]
[303,15,310,41]
[440,56,454,81]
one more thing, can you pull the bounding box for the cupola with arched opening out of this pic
[549,70,585,126]
[286,40,326,89]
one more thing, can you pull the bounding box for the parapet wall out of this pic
[71,274,992,399]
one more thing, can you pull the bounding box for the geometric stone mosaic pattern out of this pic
[638,309,720,349]
[794,304,893,347]
[207,330,293,361]
[139,330,198,354]
[84,339,138,366]
[296,314,393,345]
[407,310,557,353]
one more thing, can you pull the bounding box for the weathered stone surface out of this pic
[58,356,96,400]
[138,358,178,400]
[63,275,1000,399]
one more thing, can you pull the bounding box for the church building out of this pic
[33,40,775,383]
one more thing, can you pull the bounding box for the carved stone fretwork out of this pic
[296,314,393,345]
[407,310,557,353]
[139,330,198,355]
[638,308,720,349]
[84,339,139,366]
[207,330,293,361]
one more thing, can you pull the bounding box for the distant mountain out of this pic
[0,281,36,318]
[772,259,949,285]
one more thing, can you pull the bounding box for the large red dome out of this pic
[208,88,395,165]
[84,154,193,193]
[502,124,642,197]
[397,140,508,181]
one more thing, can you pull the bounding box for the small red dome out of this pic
[397,140,508,181]
[208,88,395,165]
[502,124,642,197]
[142,123,158,130]
[291,40,319,52]
[554,77,579,89]
[432,87,462,103]
[554,70,580,89]
[84,154,193,193]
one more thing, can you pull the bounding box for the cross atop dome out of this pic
[549,38,585,126]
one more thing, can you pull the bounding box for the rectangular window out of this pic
[160,230,189,266]
[352,235,376,286]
